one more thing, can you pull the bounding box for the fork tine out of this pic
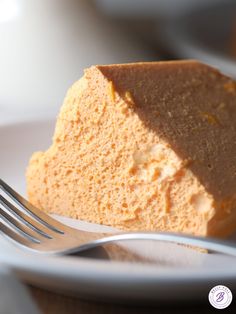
[0,208,40,243]
[0,179,64,234]
[0,195,52,239]
[0,221,38,247]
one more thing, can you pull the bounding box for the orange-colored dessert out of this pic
[26,61,236,237]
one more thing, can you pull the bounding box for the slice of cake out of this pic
[26,61,236,237]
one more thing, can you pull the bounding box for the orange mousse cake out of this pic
[26,61,236,237]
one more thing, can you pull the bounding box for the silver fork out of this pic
[1,179,236,257]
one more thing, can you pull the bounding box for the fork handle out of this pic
[83,232,236,257]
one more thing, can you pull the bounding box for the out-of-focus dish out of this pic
[160,0,236,78]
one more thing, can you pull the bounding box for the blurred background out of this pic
[0,0,236,123]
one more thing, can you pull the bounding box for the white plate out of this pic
[0,119,236,304]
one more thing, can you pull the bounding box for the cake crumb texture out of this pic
[27,61,236,237]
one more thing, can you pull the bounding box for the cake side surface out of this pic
[26,61,236,237]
